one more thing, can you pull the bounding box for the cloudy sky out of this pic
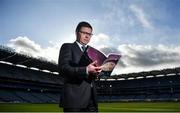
[1,0,180,74]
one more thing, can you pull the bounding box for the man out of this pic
[58,21,101,112]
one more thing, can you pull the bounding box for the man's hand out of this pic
[87,61,102,75]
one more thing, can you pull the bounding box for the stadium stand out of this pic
[97,68,180,102]
[0,63,62,103]
[0,45,62,103]
[0,45,180,103]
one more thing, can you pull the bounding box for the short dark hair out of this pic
[75,21,93,33]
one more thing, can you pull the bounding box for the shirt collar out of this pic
[76,41,87,51]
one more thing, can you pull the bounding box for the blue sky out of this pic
[1,0,180,74]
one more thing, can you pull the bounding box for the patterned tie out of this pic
[82,45,86,52]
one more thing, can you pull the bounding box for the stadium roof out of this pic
[0,45,58,72]
[103,67,180,80]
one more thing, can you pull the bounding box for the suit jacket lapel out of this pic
[70,42,83,64]
[73,42,83,54]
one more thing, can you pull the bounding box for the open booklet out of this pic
[87,46,121,77]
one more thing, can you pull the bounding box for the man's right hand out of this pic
[87,61,102,75]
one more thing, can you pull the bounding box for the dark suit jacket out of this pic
[58,42,98,108]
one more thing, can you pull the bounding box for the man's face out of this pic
[76,27,92,45]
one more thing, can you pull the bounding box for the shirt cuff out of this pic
[86,67,89,75]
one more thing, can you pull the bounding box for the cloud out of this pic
[6,36,180,75]
[117,44,180,74]
[101,0,135,27]
[129,4,153,29]
[8,36,41,53]
[89,33,110,49]
[7,36,60,63]
[88,33,180,75]
[6,33,110,64]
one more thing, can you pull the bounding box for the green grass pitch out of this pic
[0,102,180,112]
